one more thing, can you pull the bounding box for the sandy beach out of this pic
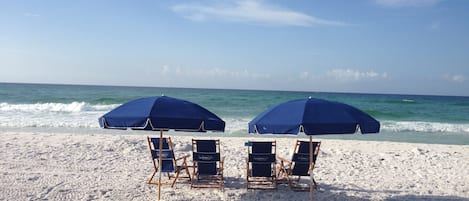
[1,131,468,201]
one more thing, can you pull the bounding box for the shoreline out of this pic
[3,127,469,146]
[1,131,468,200]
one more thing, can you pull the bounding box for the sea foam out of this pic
[381,120,469,134]
[0,102,118,128]
[1,102,468,134]
[0,102,118,113]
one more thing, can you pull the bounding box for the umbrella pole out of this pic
[309,135,313,201]
[158,129,163,201]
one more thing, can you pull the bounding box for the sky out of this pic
[1,0,468,96]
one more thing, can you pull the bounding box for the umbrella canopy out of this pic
[249,97,380,135]
[99,95,225,132]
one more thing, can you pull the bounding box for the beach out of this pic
[1,131,468,201]
[3,1,469,200]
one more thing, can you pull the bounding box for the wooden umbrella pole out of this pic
[158,129,163,201]
[309,135,313,201]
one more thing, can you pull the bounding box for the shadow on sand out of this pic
[221,177,468,201]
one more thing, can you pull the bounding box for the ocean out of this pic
[1,82,468,145]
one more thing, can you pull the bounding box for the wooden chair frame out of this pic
[147,136,191,187]
[277,140,321,191]
[246,141,278,190]
[190,139,224,190]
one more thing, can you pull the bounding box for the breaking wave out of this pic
[0,102,119,128]
[0,102,118,113]
[0,102,468,134]
[381,121,469,134]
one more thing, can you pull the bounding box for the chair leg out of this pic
[246,162,249,189]
[287,177,292,188]
[171,170,180,187]
[276,163,289,184]
[184,167,191,181]
[219,175,224,190]
[190,167,196,189]
[147,171,157,184]
[272,177,278,190]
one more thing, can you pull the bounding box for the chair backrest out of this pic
[291,140,321,176]
[248,141,276,177]
[192,139,221,175]
[148,137,176,173]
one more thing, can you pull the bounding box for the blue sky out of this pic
[1,0,468,96]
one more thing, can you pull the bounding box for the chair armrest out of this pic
[220,156,225,165]
[277,156,292,172]
[277,156,292,164]
[218,157,225,174]
[276,156,293,177]
[175,154,190,161]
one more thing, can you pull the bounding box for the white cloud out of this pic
[159,65,270,80]
[23,12,40,17]
[299,71,311,80]
[444,74,466,83]
[298,71,323,81]
[161,65,170,75]
[372,0,444,7]
[326,69,388,82]
[172,1,348,27]
[429,21,440,30]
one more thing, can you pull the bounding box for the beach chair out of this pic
[191,139,224,190]
[277,140,321,191]
[246,141,277,190]
[147,136,191,187]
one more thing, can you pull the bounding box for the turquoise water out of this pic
[1,82,468,145]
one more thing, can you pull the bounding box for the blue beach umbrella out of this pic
[248,97,379,200]
[99,95,225,200]
[99,96,225,131]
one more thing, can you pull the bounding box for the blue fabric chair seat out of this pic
[278,140,321,190]
[246,141,277,190]
[191,139,224,190]
[147,137,191,187]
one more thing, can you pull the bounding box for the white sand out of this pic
[1,131,468,201]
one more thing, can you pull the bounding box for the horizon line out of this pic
[1,81,467,98]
